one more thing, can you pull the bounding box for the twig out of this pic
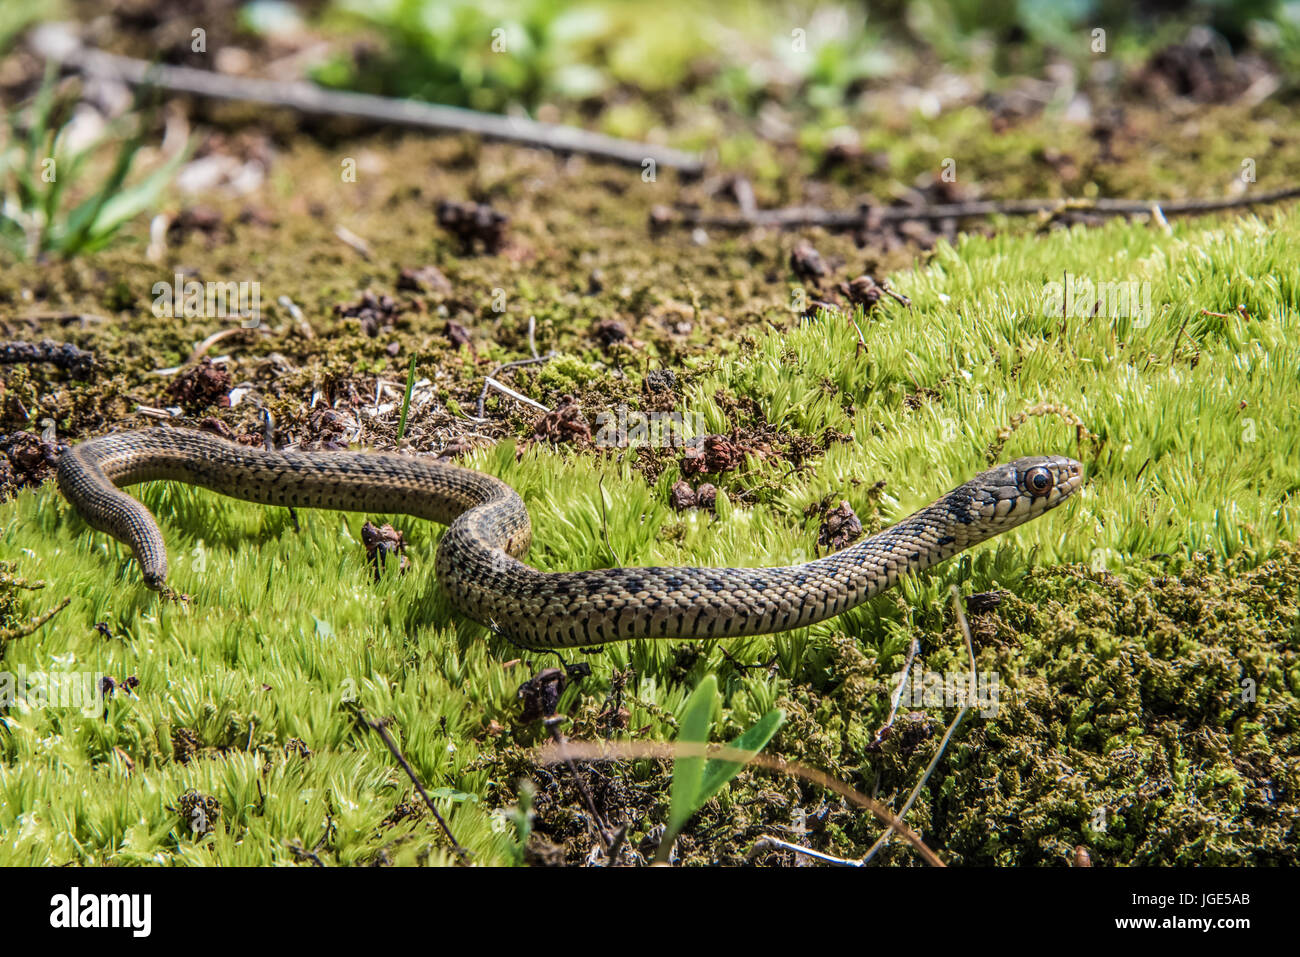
[32,24,704,173]
[871,636,921,748]
[286,839,325,867]
[359,708,467,859]
[754,835,863,867]
[277,295,316,339]
[482,377,549,414]
[654,186,1300,231]
[0,339,96,377]
[0,597,71,643]
[333,224,372,259]
[527,315,540,359]
[544,716,615,858]
[861,706,969,864]
[151,326,268,373]
[955,584,977,679]
[135,406,177,420]
[1169,313,1194,363]
[860,587,978,865]
[473,353,556,419]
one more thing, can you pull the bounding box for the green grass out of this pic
[0,67,188,261]
[3,203,1299,864]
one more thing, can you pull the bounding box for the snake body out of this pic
[56,429,1082,649]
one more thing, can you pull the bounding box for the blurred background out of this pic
[2,0,1295,188]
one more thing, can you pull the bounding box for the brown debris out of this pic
[361,521,410,580]
[523,837,568,866]
[669,479,717,513]
[643,368,679,412]
[895,711,936,755]
[1,430,65,492]
[197,416,235,440]
[817,500,864,553]
[304,407,348,450]
[397,264,453,295]
[532,395,591,446]
[965,590,1007,615]
[166,358,232,413]
[839,274,911,312]
[436,199,509,254]
[680,433,748,478]
[171,727,202,765]
[445,321,473,349]
[437,437,475,460]
[817,140,891,176]
[790,239,829,288]
[0,339,96,378]
[694,483,718,510]
[518,668,567,723]
[593,319,631,348]
[1135,29,1261,104]
[176,788,221,836]
[802,298,840,321]
[167,206,230,245]
[335,289,403,338]
[669,480,696,511]
[647,204,675,234]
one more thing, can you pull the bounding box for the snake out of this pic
[56,428,1083,649]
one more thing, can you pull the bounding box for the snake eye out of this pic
[1024,466,1054,497]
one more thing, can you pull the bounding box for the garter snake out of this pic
[57,428,1083,649]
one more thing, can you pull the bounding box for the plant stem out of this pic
[397,354,417,442]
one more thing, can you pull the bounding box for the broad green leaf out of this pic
[696,709,786,808]
[667,674,716,834]
[82,145,190,241]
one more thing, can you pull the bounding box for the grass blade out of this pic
[397,354,417,441]
[696,708,786,808]
[658,673,716,862]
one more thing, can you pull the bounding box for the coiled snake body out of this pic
[57,429,1083,649]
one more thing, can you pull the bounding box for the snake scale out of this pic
[56,428,1083,649]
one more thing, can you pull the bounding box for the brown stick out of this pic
[31,25,704,174]
[662,186,1300,231]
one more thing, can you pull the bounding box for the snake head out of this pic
[943,455,1084,538]
[995,455,1085,523]
[1010,454,1084,507]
